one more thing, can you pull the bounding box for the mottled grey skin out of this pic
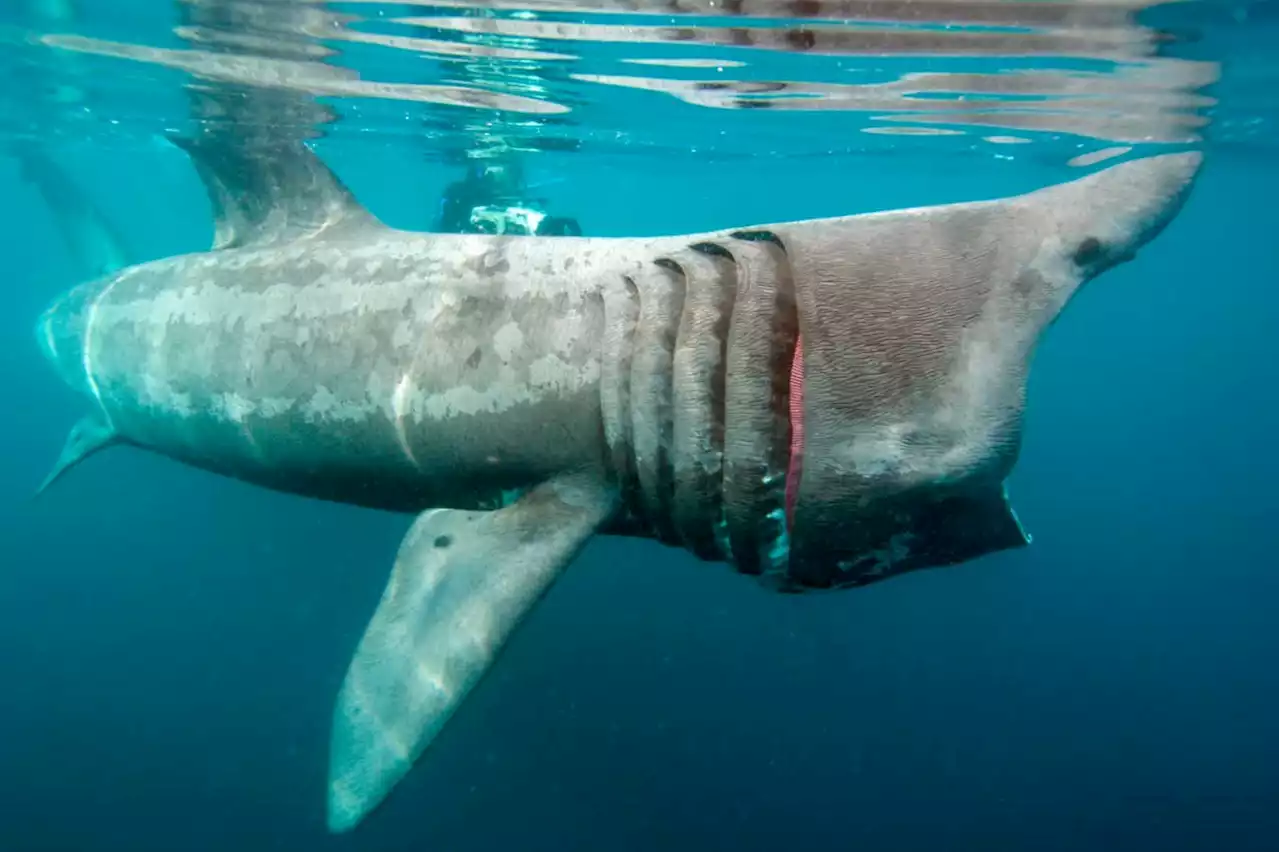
[33,140,1202,834]
[39,148,1202,572]
[40,226,641,511]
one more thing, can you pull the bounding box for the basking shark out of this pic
[31,134,1201,832]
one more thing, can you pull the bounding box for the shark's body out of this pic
[42,226,610,512]
[32,134,1202,833]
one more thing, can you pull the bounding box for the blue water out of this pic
[0,0,1275,850]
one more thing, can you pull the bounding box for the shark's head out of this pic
[767,152,1204,590]
[602,153,1202,595]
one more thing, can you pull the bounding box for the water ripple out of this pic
[0,0,1262,159]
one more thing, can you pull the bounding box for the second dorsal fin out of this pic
[169,130,380,250]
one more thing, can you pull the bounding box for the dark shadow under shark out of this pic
[28,130,1202,831]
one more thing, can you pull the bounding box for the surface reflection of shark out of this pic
[31,131,1202,833]
[16,145,133,281]
[15,0,133,281]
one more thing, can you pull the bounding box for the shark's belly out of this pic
[88,335,463,510]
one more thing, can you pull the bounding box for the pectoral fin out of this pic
[36,414,119,496]
[326,473,617,834]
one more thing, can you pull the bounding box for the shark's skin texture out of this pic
[41,228,632,509]
[33,140,1202,833]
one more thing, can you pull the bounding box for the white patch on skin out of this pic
[227,393,285,419]
[491,321,524,363]
[830,423,910,479]
[301,386,370,423]
[417,357,599,420]
[258,396,294,418]
[170,392,195,417]
[212,392,262,456]
[527,354,579,387]
[220,393,255,422]
[143,373,173,412]
[548,315,587,357]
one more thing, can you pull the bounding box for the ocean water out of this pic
[0,1,1275,850]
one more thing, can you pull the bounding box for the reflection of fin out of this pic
[16,146,132,279]
[36,414,119,496]
[327,473,616,833]
[169,132,380,250]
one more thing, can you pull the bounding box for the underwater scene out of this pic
[0,0,1275,850]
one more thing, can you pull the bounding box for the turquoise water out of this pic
[0,1,1275,850]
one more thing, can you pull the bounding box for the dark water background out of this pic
[0,1,1276,850]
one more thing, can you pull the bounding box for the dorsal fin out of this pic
[169,131,380,250]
